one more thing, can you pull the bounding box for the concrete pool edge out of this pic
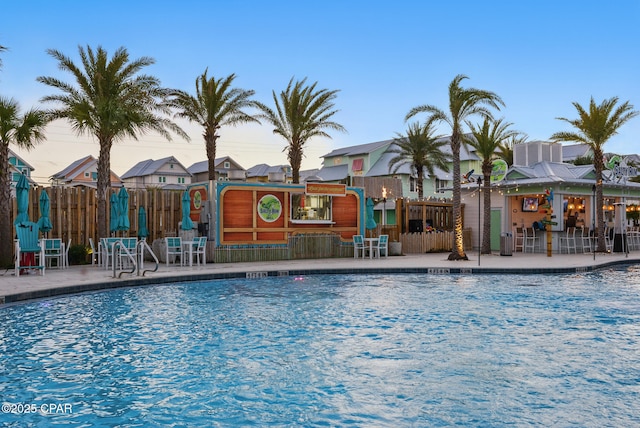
[2,255,639,305]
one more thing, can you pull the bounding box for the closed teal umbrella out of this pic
[365,197,377,230]
[138,207,149,239]
[181,190,194,230]
[109,192,119,235]
[14,174,30,226]
[117,187,130,233]
[37,190,53,235]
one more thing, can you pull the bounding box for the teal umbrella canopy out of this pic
[181,191,194,230]
[37,191,53,235]
[138,207,149,239]
[117,187,130,233]
[365,197,377,230]
[109,192,120,235]
[14,174,30,226]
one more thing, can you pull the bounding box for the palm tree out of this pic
[37,45,188,239]
[169,70,261,181]
[0,97,47,266]
[0,44,6,69]
[466,117,518,254]
[256,77,346,183]
[497,134,528,166]
[406,74,504,260]
[387,117,451,198]
[551,96,638,252]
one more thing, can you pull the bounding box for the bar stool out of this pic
[559,227,577,253]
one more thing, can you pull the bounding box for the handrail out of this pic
[111,240,137,279]
[136,239,159,277]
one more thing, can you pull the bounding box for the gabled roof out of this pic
[9,149,35,171]
[316,164,348,181]
[187,156,245,175]
[246,164,292,178]
[504,161,595,185]
[121,156,191,179]
[363,139,473,178]
[300,169,321,182]
[322,140,392,158]
[51,155,96,181]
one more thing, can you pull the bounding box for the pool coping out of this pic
[2,256,638,305]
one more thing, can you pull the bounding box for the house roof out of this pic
[321,140,392,158]
[246,164,292,178]
[51,155,95,181]
[364,139,474,178]
[121,156,191,179]
[316,164,349,181]
[300,169,321,182]
[187,156,245,175]
[562,144,591,162]
[9,149,35,171]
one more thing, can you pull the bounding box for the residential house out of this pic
[9,149,37,192]
[121,156,191,190]
[50,155,123,188]
[246,164,292,183]
[187,156,247,183]
[317,138,482,200]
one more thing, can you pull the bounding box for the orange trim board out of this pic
[305,182,346,196]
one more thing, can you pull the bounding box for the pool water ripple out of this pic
[1,268,640,426]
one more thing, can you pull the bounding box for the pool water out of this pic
[2,268,640,427]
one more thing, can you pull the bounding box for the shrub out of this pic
[68,244,89,265]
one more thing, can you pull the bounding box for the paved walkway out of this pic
[2,251,639,304]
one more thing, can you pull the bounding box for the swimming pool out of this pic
[1,268,639,426]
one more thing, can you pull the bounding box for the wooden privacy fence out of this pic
[11,186,185,251]
[399,229,473,253]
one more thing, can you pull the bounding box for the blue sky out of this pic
[2,1,639,184]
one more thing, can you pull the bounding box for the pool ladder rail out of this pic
[111,239,159,278]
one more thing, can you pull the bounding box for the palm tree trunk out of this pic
[288,142,302,184]
[482,169,492,254]
[448,130,468,260]
[205,132,217,181]
[96,141,112,240]
[594,148,606,252]
[0,144,12,266]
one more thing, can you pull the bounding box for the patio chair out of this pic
[165,236,183,266]
[15,221,45,277]
[43,238,64,269]
[101,237,121,270]
[373,234,389,258]
[118,237,138,269]
[579,227,592,253]
[514,227,525,252]
[353,235,366,258]
[524,227,539,253]
[89,237,101,266]
[184,236,207,266]
[559,227,577,254]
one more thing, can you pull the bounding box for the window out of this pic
[435,178,448,193]
[410,176,417,192]
[158,176,166,183]
[84,172,90,177]
[178,177,185,184]
[224,161,230,169]
[291,194,332,221]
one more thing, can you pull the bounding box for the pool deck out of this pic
[1,251,639,304]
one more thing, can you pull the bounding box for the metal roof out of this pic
[121,156,191,179]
